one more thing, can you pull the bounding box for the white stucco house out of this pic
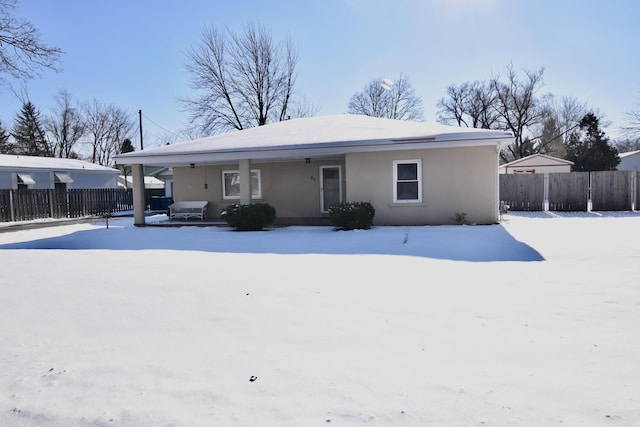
[499,154,574,174]
[115,114,513,226]
[618,150,640,171]
[0,154,120,190]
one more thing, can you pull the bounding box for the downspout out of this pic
[495,143,501,222]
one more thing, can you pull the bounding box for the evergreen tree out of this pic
[0,120,14,154]
[12,102,50,156]
[565,113,620,171]
[120,138,134,153]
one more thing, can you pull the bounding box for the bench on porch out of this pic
[169,201,208,220]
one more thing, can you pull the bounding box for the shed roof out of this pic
[500,153,574,168]
[0,154,120,173]
[116,114,513,166]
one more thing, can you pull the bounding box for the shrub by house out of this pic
[220,203,276,231]
[328,201,375,230]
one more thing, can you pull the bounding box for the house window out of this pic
[16,173,36,190]
[222,169,261,200]
[54,172,74,191]
[393,160,422,203]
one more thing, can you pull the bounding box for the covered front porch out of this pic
[125,156,344,227]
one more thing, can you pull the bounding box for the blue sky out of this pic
[1,0,639,149]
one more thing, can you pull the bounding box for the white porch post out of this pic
[239,159,252,204]
[132,163,146,226]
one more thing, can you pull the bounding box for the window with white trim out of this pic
[393,159,422,203]
[54,172,74,191]
[222,169,261,199]
[16,173,36,190]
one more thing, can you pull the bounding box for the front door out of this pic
[320,166,342,213]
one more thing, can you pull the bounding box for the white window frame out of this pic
[393,159,422,203]
[222,169,262,200]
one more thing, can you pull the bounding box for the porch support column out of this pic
[239,158,252,204]
[132,163,146,226]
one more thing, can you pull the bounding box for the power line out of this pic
[141,112,184,139]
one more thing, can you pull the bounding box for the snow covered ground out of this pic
[0,212,639,426]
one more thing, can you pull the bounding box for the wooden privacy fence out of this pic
[500,171,639,211]
[0,188,134,223]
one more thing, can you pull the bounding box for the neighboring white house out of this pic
[618,150,640,171]
[0,154,120,190]
[118,175,165,190]
[499,154,574,174]
[148,167,174,197]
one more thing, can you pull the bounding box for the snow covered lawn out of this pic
[1,213,639,426]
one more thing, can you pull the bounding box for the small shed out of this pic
[0,154,120,190]
[499,154,574,174]
[618,150,640,171]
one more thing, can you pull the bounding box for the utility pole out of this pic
[138,109,144,150]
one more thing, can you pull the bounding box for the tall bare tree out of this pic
[0,0,62,85]
[437,64,551,162]
[490,65,548,161]
[348,74,423,121]
[183,23,303,135]
[437,80,499,128]
[46,89,85,158]
[613,137,640,153]
[83,99,135,166]
[622,102,640,139]
[533,96,587,158]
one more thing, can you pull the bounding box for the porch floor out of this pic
[144,215,331,227]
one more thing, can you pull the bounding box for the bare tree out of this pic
[284,96,320,120]
[348,74,423,121]
[0,0,62,85]
[437,83,468,126]
[533,96,587,158]
[438,64,551,162]
[490,65,549,161]
[182,23,302,135]
[622,102,640,139]
[615,99,640,152]
[613,137,640,153]
[83,99,135,166]
[437,80,499,128]
[83,99,108,164]
[46,89,85,158]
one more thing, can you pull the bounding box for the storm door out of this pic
[320,166,342,213]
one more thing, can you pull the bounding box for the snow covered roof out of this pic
[500,153,574,168]
[118,175,165,189]
[0,154,120,174]
[116,114,513,166]
[619,150,640,158]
